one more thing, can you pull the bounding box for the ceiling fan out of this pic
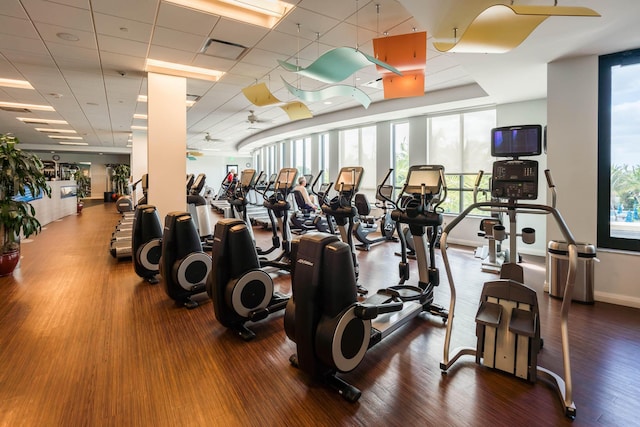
[246,110,267,125]
[203,132,222,142]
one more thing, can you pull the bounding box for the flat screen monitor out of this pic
[334,166,363,192]
[240,169,256,187]
[275,168,298,190]
[404,165,443,195]
[491,124,542,158]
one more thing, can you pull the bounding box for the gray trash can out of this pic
[548,241,596,303]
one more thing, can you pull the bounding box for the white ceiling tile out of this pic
[0,16,40,39]
[98,34,149,58]
[91,0,158,24]
[93,13,153,43]
[22,0,94,32]
[147,45,196,64]
[156,2,219,36]
[208,18,270,48]
[151,27,208,53]
[36,23,96,49]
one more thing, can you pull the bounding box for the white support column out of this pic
[131,130,147,184]
[147,72,187,220]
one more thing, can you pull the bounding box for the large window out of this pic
[392,122,410,190]
[339,126,377,200]
[428,109,495,214]
[598,48,640,251]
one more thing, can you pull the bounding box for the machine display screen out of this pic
[491,124,542,158]
[334,167,363,192]
[275,168,297,190]
[240,169,256,187]
[405,167,442,194]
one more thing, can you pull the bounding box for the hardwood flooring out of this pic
[1,203,639,426]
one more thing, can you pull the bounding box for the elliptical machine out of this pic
[131,204,163,284]
[285,164,449,402]
[206,217,289,340]
[160,211,212,309]
[320,166,367,294]
[352,169,398,251]
[439,124,580,419]
[258,167,298,272]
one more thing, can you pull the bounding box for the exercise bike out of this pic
[439,124,580,419]
[285,164,449,402]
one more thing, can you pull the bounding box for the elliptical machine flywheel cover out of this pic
[137,238,162,271]
[226,269,274,318]
[316,304,371,373]
[175,252,212,291]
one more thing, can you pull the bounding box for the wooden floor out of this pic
[1,203,639,427]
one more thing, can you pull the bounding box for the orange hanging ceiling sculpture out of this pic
[432,4,600,54]
[373,31,427,99]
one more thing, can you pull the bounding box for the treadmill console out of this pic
[491,159,538,200]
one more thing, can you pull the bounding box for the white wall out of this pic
[186,153,252,192]
[548,55,640,308]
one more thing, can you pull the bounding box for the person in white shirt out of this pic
[293,176,317,210]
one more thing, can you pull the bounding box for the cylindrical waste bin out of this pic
[548,241,596,303]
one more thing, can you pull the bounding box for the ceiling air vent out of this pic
[200,38,248,61]
[0,106,31,113]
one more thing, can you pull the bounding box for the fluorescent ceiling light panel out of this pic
[17,117,68,125]
[138,94,197,106]
[48,135,83,140]
[144,58,224,82]
[0,78,34,90]
[164,0,294,29]
[133,114,148,120]
[35,128,77,133]
[58,141,88,146]
[0,101,54,111]
[131,125,148,130]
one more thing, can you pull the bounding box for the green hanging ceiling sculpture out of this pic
[281,77,372,109]
[277,46,402,84]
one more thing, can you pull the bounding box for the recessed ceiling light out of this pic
[164,0,294,29]
[58,141,88,145]
[35,128,77,133]
[144,58,224,82]
[17,117,68,125]
[56,32,80,42]
[0,101,54,111]
[0,78,34,90]
[48,135,83,140]
[133,114,147,120]
[131,125,147,130]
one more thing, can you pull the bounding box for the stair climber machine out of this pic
[131,204,163,284]
[439,124,580,419]
[115,176,144,213]
[320,166,368,294]
[205,217,291,341]
[258,167,298,272]
[160,211,212,309]
[352,169,398,251]
[186,173,213,246]
[284,164,449,402]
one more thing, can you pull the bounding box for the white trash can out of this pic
[548,241,597,304]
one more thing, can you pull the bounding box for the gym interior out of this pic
[1,1,640,426]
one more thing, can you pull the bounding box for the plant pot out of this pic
[0,248,20,276]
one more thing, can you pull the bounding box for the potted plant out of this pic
[0,134,51,276]
[73,170,90,213]
[112,164,131,198]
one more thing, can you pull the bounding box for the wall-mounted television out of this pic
[491,124,542,158]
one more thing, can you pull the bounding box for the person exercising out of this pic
[293,176,317,211]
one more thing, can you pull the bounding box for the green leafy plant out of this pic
[112,164,130,196]
[73,170,91,201]
[0,134,51,253]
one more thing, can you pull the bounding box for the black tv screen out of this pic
[491,124,542,158]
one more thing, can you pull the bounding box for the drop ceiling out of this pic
[0,0,639,157]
